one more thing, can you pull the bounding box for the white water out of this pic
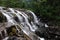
[0,7,45,40]
[27,10,38,24]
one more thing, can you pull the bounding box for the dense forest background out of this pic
[0,0,60,26]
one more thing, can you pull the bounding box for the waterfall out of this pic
[27,10,38,24]
[0,7,45,40]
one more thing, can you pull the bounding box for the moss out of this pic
[11,27,17,34]
[9,32,13,36]
[6,25,17,36]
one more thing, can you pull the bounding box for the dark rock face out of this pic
[0,34,2,40]
[35,26,48,38]
[35,26,60,40]
[14,16,20,22]
[1,30,6,38]
[7,36,18,40]
[0,12,7,23]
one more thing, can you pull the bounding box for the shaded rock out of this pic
[0,12,7,23]
[7,36,18,40]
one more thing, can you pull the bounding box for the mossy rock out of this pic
[6,25,17,36]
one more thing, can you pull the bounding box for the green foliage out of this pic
[0,0,60,25]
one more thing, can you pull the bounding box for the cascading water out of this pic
[0,7,45,40]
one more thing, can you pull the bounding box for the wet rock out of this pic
[0,12,7,23]
[1,30,6,38]
[35,25,60,40]
[35,26,49,38]
[0,34,2,40]
[7,36,18,40]
[6,25,17,36]
[14,16,20,22]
